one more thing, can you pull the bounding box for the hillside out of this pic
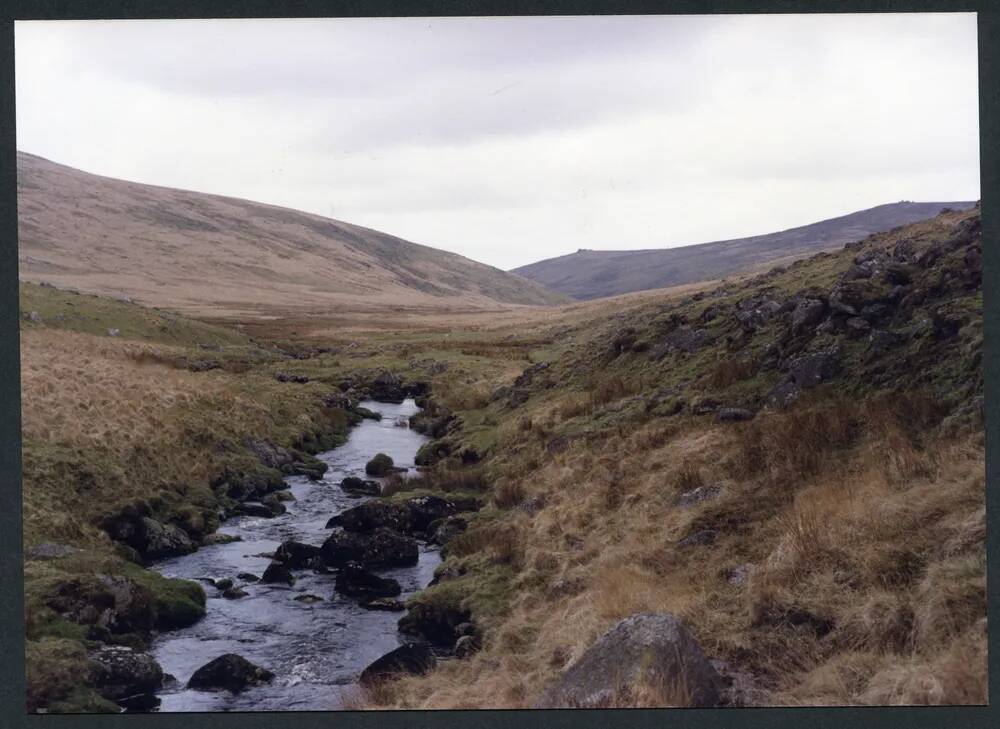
[513,201,977,300]
[16,152,566,316]
[20,206,984,711]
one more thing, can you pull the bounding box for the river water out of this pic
[149,399,438,712]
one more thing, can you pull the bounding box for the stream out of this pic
[149,399,438,712]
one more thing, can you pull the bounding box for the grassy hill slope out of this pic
[513,201,977,300]
[17,152,566,317]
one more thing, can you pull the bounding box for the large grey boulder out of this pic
[89,645,163,702]
[534,613,722,708]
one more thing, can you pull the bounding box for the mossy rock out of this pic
[365,453,395,476]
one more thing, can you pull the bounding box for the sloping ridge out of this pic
[513,201,978,300]
[16,151,566,315]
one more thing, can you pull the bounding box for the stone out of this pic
[431,515,468,546]
[359,643,436,687]
[651,327,712,359]
[845,317,872,339]
[339,477,381,496]
[108,328,120,337]
[534,613,722,708]
[867,329,903,358]
[187,654,274,693]
[275,372,310,383]
[360,597,406,612]
[222,587,248,599]
[334,562,402,598]
[274,540,321,569]
[365,453,395,476]
[293,594,324,604]
[398,601,471,647]
[236,572,259,583]
[260,562,295,586]
[46,575,156,635]
[765,379,801,409]
[89,646,163,702]
[201,533,242,546]
[238,502,277,519]
[791,298,826,334]
[326,500,413,533]
[404,494,459,533]
[716,408,754,422]
[454,635,481,658]
[787,347,841,389]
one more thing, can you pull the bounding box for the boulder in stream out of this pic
[360,597,406,612]
[365,453,395,476]
[187,654,274,693]
[326,500,413,533]
[334,562,402,598]
[339,477,382,496]
[260,562,296,586]
[274,540,322,569]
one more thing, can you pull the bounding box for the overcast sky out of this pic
[15,14,980,270]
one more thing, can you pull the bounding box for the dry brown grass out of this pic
[377,389,985,709]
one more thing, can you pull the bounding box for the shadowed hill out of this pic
[513,201,977,300]
[16,152,566,316]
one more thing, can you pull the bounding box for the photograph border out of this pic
[0,1,996,727]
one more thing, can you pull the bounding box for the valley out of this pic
[17,160,985,710]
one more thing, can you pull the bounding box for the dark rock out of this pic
[507,388,530,407]
[717,408,754,423]
[404,495,459,533]
[534,613,722,708]
[867,329,903,357]
[187,654,274,693]
[89,646,163,703]
[274,540,321,569]
[236,572,259,583]
[365,453,395,476]
[260,562,295,586]
[322,528,418,568]
[766,379,801,409]
[845,317,871,339]
[431,515,468,546]
[275,372,310,383]
[859,303,891,323]
[369,370,406,403]
[882,262,914,285]
[243,438,295,470]
[514,361,551,388]
[46,575,156,635]
[787,346,841,389]
[319,528,369,567]
[398,601,471,646]
[359,643,436,687]
[339,477,381,496]
[222,587,248,599]
[364,528,419,567]
[334,562,402,598]
[326,500,412,533]
[238,502,277,519]
[454,634,481,658]
[734,296,781,332]
[260,493,288,515]
[99,505,196,560]
[651,327,712,359]
[201,533,242,546]
[360,597,406,612]
[293,594,324,604]
[214,578,233,591]
[791,298,826,335]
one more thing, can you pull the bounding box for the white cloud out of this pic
[15,13,980,270]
